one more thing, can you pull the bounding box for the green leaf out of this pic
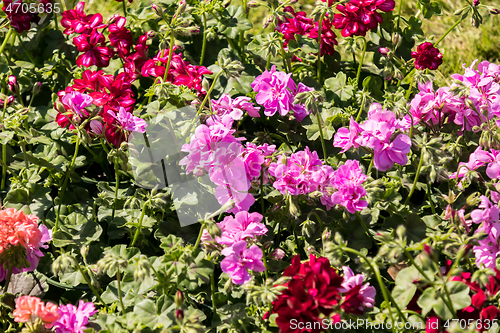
[52,212,103,247]
[392,284,417,309]
[324,72,355,101]
[417,288,437,317]
[133,296,176,330]
[217,5,252,39]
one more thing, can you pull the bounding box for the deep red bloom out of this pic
[124,34,150,80]
[72,70,114,93]
[272,255,344,333]
[411,42,443,70]
[481,305,500,321]
[74,30,113,68]
[277,7,337,57]
[2,0,40,33]
[60,2,106,35]
[108,16,133,57]
[333,0,395,37]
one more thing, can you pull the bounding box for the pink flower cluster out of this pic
[0,208,52,282]
[464,193,500,269]
[268,148,369,213]
[55,69,146,147]
[333,0,395,37]
[142,47,212,95]
[180,112,275,214]
[210,94,261,119]
[54,300,97,333]
[277,6,337,56]
[449,146,500,187]
[334,103,411,172]
[409,60,500,133]
[251,66,313,122]
[202,211,268,285]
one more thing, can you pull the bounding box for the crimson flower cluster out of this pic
[142,48,213,95]
[55,69,137,147]
[411,42,443,70]
[333,0,395,37]
[277,6,337,57]
[2,0,51,33]
[405,263,500,333]
[269,255,376,333]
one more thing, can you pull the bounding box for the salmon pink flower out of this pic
[13,296,43,324]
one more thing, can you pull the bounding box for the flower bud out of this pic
[80,245,89,259]
[270,248,285,260]
[1,96,15,108]
[473,0,479,5]
[322,230,331,242]
[52,253,75,277]
[379,47,390,57]
[178,0,187,15]
[134,256,151,281]
[33,82,42,96]
[8,75,19,94]
[175,291,184,308]
[490,8,500,15]
[396,225,406,239]
[247,0,260,7]
[392,33,402,49]
[175,309,184,321]
[153,4,165,18]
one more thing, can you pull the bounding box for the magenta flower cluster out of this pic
[251,66,313,122]
[449,146,500,187]
[53,300,97,333]
[210,94,261,120]
[409,60,500,133]
[268,148,369,213]
[180,101,275,214]
[334,103,411,172]
[202,211,268,285]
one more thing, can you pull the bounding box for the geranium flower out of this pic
[107,107,147,133]
[2,0,40,33]
[61,91,93,118]
[108,16,133,57]
[53,300,97,333]
[220,240,266,285]
[74,30,113,68]
[14,296,60,329]
[215,211,268,246]
[411,42,443,70]
[61,2,106,35]
[333,0,395,37]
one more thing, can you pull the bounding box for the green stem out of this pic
[20,142,29,169]
[260,167,265,214]
[3,266,13,291]
[405,73,416,100]
[434,16,465,47]
[316,12,325,83]
[163,32,176,83]
[54,135,81,233]
[355,93,367,122]
[356,38,367,85]
[427,179,436,215]
[315,110,327,159]
[356,212,375,243]
[200,13,207,66]
[116,269,126,314]
[121,0,127,17]
[275,198,289,246]
[73,258,107,309]
[404,146,424,206]
[341,247,406,330]
[396,0,403,31]
[367,154,374,175]
[210,273,217,317]
[193,221,205,249]
[112,157,120,220]
[53,9,59,31]
[266,54,271,70]
[17,32,36,65]
[197,71,223,115]
[0,28,13,60]
[131,199,150,247]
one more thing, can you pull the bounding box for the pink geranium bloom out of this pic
[333,117,362,152]
[61,91,93,118]
[221,240,266,285]
[216,211,268,246]
[470,196,500,225]
[212,94,261,119]
[107,107,147,133]
[373,134,411,172]
[330,183,368,214]
[339,266,376,309]
[54,300,97,333]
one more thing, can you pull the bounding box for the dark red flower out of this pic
[108,16,133,57]
[308,17,338,56]
[60,1,106,35]
[480,305,500,321]
[74,30,113,68]
[411,42,443,70]
[2,0,40,33]
[333,0,395,37]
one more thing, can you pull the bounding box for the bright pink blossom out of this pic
[220,240,266,285]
